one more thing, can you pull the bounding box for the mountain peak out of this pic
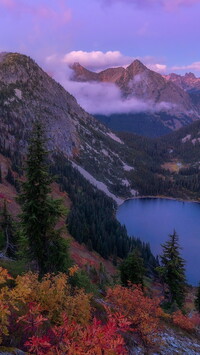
[185,72,196,79]
[70,62,99,81]
[71,62,82,69]
[126,60,147,75]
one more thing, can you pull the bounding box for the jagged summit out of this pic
[165,71,200,92]
[126,59,147,75]
[185,72,196,79]
[70,61,99,81]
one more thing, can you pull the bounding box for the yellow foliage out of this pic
[69,265,79,277]
[0,301,10,344]
[0,268,13,285]
[0,269,91,328]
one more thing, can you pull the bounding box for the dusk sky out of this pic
[0,0,200,75]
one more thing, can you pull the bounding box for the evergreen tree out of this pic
[195,282,200,313]
[112,246,117,266]
[5,168,15,185]
[0,200,16,257]
[18,121,71,276]
[158,230,186,308]
[120,249,145,287]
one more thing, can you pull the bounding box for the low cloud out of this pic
[63,79,177,116]
[45,55,174,116]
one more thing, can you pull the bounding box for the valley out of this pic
[0,52,200,354]
[1,0,200,353]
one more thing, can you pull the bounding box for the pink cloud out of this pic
[172,61,200,72]
[99,0,200,10]
[0,0,71,24]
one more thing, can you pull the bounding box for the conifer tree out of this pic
[0,200,16,257]
[120,249,145,287]
[195,282,200,313]
[158,230,186,308]
[18,121,71,276]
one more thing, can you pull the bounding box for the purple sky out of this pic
[0,0,200,75]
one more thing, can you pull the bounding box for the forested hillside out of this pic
[118,120,200,200]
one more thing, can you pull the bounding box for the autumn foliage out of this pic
[1,267,198,354]
[0,267,128,354]
[106,284,163,347]
[172,310,200,331]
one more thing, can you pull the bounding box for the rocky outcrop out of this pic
[165,72,200,92]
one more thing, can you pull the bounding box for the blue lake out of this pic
[117,198,200,285]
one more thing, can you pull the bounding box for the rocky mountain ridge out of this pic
[71,60,200,131]
[164,72,200,92]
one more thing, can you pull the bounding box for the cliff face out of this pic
[0,52,136,200]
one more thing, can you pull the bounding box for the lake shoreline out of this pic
[120,195,200,206]
[117,196,200,285]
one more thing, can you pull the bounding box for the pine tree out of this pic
[120,249,145,287]
[18,121,71,276]
[112,246,117,266]
[0,200,16,257]
[195,282,200,313]
[158,230,186,308]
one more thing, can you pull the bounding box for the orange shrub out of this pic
[191,313,200,328]
[106,284,162,347]
[172,310,194,331]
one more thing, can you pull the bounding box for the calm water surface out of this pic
[117,198,200,285]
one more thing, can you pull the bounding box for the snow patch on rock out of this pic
[192,137,200,145]
[123,163,134,171]
[182,134,191,143]
[15,88,22,100]
[106,132,124,144]
[72,162,124,205]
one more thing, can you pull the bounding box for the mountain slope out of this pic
[0,52,136,200]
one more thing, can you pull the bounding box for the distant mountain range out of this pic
[71,60,200,135]
[164,72,200,92]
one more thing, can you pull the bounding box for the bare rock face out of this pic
[70,62,99,82]
[0,53,80,157]
[165,72,200,92]
[98,67,125,83]
[71,62,125,83]
[117,61,193,110]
